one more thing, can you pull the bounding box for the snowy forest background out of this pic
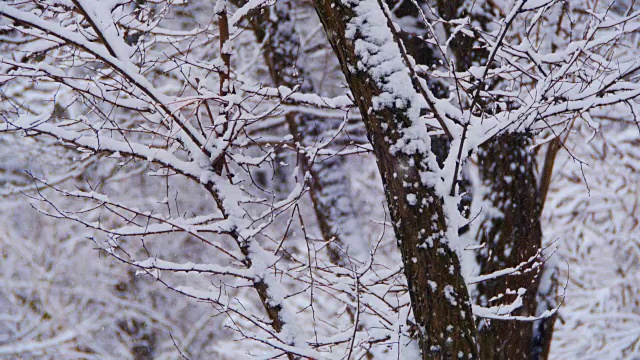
[0,0,639,359]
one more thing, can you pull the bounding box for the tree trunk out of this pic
[312,1,479,358]
[429,1,558,357]
[244,0,361,263]
[474,134,544,360]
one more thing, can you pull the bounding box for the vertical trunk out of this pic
[312,1,478,358]
[531,262,559,360]
[244,0,360,263]
[474,134,544,360]
[428,1,558,357]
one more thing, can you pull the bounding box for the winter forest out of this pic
[0,0,639,359]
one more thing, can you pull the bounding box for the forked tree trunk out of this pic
[312,1,478,358]
[430,1,558,358]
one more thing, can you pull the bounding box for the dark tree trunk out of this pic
[428,0,558,357]
[474,134,544,360]
[311,1,479,358]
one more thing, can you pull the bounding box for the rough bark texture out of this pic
[474,134,544,360]
[312,1,478,358]
[430,0,558,357]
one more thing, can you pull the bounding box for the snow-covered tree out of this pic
[1,0,639,359]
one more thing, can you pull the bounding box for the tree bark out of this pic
[474,134,544,360]
[312,1,479,358]
[427,1,558,357]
